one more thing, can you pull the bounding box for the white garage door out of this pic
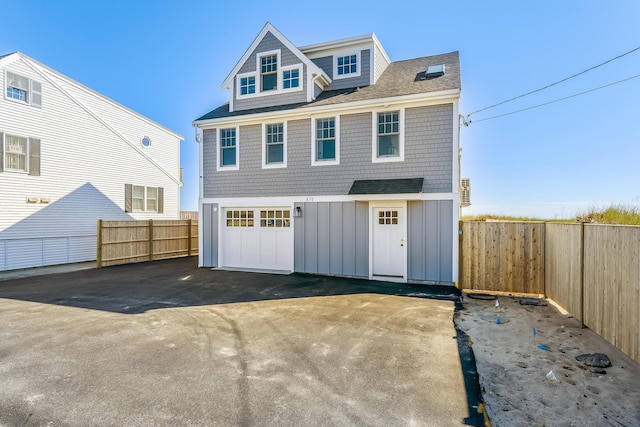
[222,207,293,271]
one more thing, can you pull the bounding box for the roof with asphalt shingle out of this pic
[195,51,460,122]
[348,178,425,195]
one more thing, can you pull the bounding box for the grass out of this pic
[575,204,640,225]
[463,204,640,225]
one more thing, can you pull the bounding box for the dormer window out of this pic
[337,55,357,76]
[240,76,256,95]
[283,69,299,89]
[260,54,278,92]
[333,51,361,80]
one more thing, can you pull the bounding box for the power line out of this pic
[469,73,640,123]
[466,46,640,118]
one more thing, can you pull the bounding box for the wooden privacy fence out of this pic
[460,221,545,294]
[460,221,640,364]
[97,219,198,267]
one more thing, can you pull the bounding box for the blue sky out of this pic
[2,0,639,218]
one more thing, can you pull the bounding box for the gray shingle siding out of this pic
[202,103,453,198]
[233,31,308,111]
[311,49,371,91]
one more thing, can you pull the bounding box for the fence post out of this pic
[149,219,154,262]
[580,222,585,328]
[457,220,463,289]
[97,219,103,268]
[187,219,192,256]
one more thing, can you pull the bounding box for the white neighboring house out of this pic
[0,52,183,271]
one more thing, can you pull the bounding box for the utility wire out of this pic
[466,46,640,118]
[470,73,640,123]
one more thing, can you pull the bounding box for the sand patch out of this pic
[456,294,640,427]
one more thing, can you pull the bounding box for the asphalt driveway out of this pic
[0,257,483,426]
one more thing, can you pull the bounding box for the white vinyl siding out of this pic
[0,55,181,271]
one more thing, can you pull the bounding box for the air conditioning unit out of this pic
[460,178,471,207]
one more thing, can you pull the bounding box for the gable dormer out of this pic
[300,32,390,92]
[221,23,330,113]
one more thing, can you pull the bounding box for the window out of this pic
[146,187,158,211]
[378,112,399,156]
[132,185,145,211]
[1,132,41,175]
[5,71,41,107]
[260,54,278,92]
[312,116,340,166]
[337,55,357,76]
[141,136,151,148]
[4,134,27,172]
[334,51,361,79]
[283,69,299,89]
[378,210,399,225]
[240,76,255,95]
[218,128,238,169]
[372,110,404,163]
[260,209,290,228]
[226,210,254,227]
[125,184,163,213]
[263,122,287,168]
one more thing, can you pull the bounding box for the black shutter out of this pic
[125,184,132,212]
[157,187,164,214]
[28,138,41,176]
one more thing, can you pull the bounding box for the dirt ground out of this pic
[456,294,640,427]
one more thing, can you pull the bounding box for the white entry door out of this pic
[371,205,406,281]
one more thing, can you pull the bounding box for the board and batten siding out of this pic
[202,104,453,198]
[293,201,369,277]
[233,31,308,112]
[407,200,454,284]
[200,203,219,267]
[0,56,181,271]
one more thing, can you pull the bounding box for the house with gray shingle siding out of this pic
[194,22,461,284]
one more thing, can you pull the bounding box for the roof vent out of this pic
[424,64,445,79]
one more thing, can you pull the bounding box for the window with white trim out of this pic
[132,185,145,211]
[312,116,340,166]
[283,68,299,89]
[5,71,42,107]
[240,76,255,95]
[333,51,361,80]
[263,122,287,168]
[4,134,28,172]
[146,187,158,212]
[260,54,278,92]
[218,127,238,169]
[1,132,41,175]
[372,109,404,163]
[126,184,163,213]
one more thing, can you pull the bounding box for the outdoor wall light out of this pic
[294,206,302,218]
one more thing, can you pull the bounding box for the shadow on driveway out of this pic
[0,257,461,314]
[0,257,486,426]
